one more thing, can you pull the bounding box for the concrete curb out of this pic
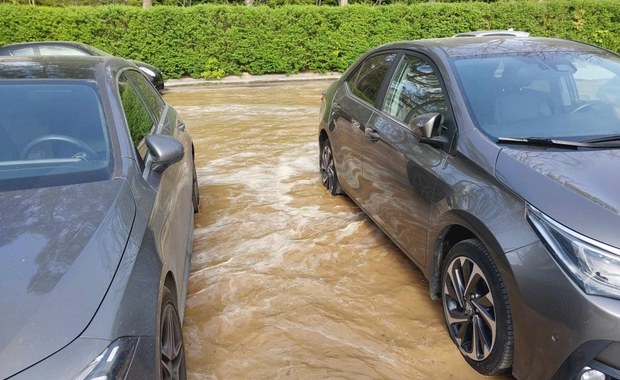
[164,72,341,89]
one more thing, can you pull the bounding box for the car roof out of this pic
[2,41,90,50]
[0,55,131,81]
[377,37,602,58]
[452,29,530,38]
[0,41,110,57]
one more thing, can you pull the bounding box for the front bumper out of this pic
[505,241,620,380]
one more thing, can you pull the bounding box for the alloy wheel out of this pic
[320,143,336,192]
[442,256,497,362]
[160,301,186,380]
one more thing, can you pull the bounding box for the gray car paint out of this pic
[0,56,194,379]
[0,180,134,379]
[496,147,620,248]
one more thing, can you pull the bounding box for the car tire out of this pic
[160,286,187,380]
[319,139,342,196]
[441,239,513,375]
[192,166,199,214]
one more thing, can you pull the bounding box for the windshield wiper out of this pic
[582,134,620,144]
[497,136,620,149]
[497,137,588,148]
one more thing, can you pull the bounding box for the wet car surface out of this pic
[164,82,510,379]
[0,56,194,379]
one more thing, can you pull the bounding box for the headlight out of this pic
[527,205,620,299]
[139,66,157,78]
[73,337,138,380]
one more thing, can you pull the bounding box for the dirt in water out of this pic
[164,82,511,380]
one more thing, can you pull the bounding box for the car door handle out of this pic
[365,128,381,142]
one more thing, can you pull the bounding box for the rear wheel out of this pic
[319,139,342,195]
[441,239,513,375]
[192,167,199,214]
[160,286,187,380]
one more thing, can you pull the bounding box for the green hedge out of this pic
[1,1,620,79]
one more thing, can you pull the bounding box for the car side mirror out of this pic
[145,135,184,173]
[410,112,443,139]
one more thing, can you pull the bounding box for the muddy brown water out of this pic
[164,82,510,380]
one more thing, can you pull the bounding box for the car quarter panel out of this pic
[425,131,539,260]
[329,85,373,201]
[81,163,159,339]
[113,66,194,312]
[150,105,194,313]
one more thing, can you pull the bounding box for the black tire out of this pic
[192,167,199,214]
[319,139,342,196]
[160,286,187,380]
[441,239,513,375]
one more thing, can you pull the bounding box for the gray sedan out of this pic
[0,56,198,379]
[319,36,620,380]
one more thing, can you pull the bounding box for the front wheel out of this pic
[441,239,513,375]
[160,286,187,380]
[319,139,342,195]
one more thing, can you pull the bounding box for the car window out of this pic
[125,70,165,118]
[118,71,155,164]
[0,81,112,190]
[39,46,89,56]
[348,53,396,105]
[10,47,36,56]
[453,52,620,140]
[382,55,448,128]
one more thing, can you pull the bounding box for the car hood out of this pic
[496,147,620,248]
[0,179,135,379]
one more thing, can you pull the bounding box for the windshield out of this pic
[452,51,620,141]
[0,81,112,191]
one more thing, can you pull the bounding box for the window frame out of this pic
[381,54,450,129]
[376,51,456,143]
[115,67,173,176]
[344,50,401,108]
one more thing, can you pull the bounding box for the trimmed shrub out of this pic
[1,1,620,78]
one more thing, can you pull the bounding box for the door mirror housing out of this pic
[410,112,443,139]
[145,134,184,173]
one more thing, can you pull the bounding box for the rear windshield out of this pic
[452,51,620,141]
[0,81,113,191]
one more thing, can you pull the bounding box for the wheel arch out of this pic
[319,129,329,150]
[428,210,506,300]
[163,270,179,306]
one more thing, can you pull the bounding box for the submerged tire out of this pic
[160,286,187,380]
[441,239,513,376]
[319,139,342,196]
[192,167,200,214]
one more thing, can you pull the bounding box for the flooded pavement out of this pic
[164,82,510,380]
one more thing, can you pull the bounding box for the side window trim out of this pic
[125,70,163,122]
[374,51,403,108]
[116,68,155,172]
[345,50,400,107]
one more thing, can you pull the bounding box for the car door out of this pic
[330,52,396,201]
[118,69,193,294]
[361,53,453,267]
